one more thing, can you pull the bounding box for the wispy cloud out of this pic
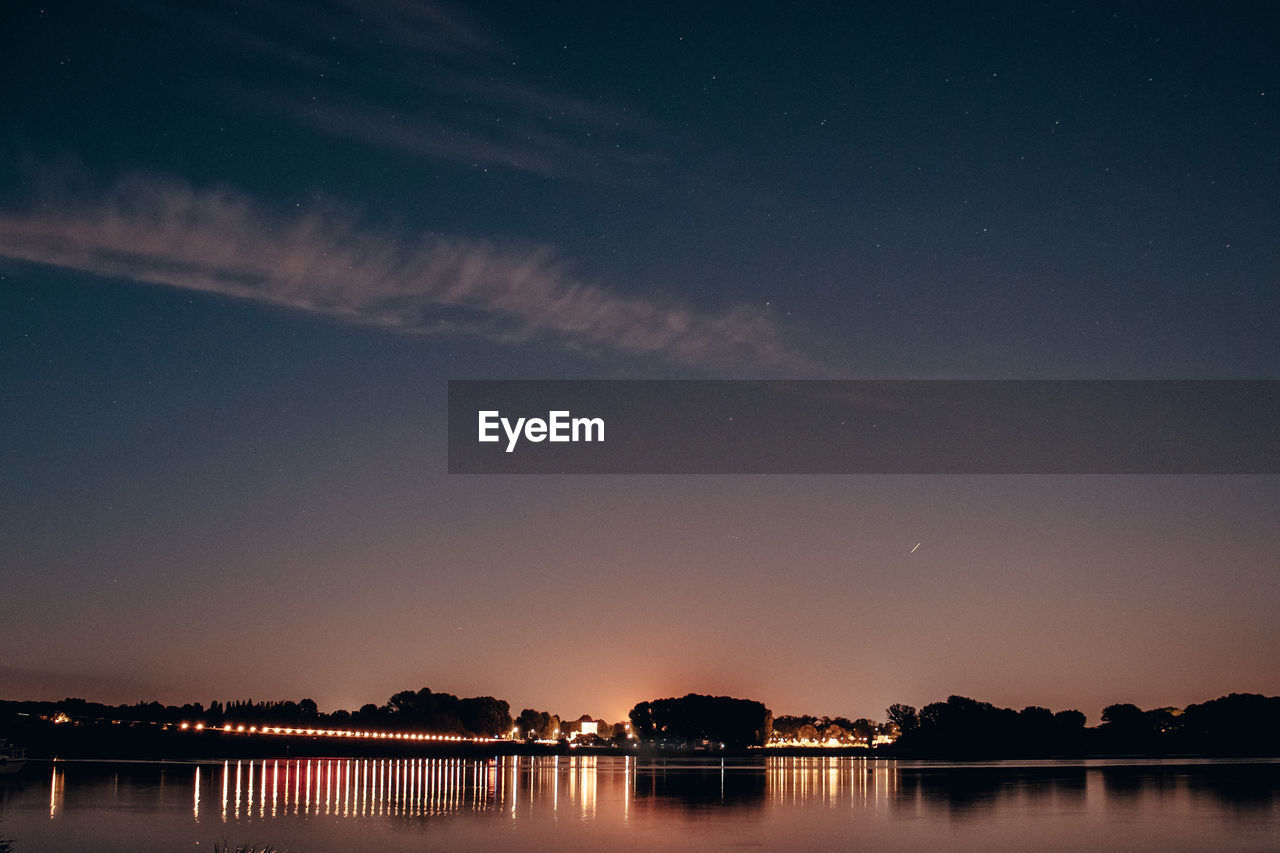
[0,176,804,369]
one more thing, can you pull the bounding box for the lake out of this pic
[1,755,1278,851]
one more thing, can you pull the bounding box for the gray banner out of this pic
[447,381,1280,474]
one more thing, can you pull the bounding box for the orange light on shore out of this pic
[192,720,503,744]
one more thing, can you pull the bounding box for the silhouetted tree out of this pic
[458,696,512,737]
[900,695,1074,757]
[629,694,771,747]
[771,715,815,741]
[850,718,876,744]
[887,703,918,735]
[1179,693,1280,754]
[1054,709,1085,730]
[514,709,559,739]
[1100,703,1145,730]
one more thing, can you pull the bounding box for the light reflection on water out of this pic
[201,757,502,820]
[5,756,1279,851]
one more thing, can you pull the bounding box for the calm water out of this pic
[1,755,1278,851]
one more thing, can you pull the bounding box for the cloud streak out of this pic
[0,176,804,369]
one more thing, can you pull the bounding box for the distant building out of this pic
[566,716,600,741]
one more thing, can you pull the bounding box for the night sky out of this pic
[2,2,1278,724]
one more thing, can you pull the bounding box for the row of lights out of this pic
[177,722,501,743]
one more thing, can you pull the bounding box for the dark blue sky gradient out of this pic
[1,1,1277,721]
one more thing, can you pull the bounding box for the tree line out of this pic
[770,714,889,746]
[0,689,520,739]
[4,690,1278,756]
[884,693,1280,757]
[0,689,622,744]
[621,691,1280,756]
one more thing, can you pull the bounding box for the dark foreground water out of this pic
[1,755,1278,851]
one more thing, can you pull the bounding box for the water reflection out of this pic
[48,765,61,819]
[765,756,896,808]
[35,756,1280,826]
[895,764,1089,815]
[1098,762,1280,812]
[23,756,1280,851]
[186,755,779,821]
[205,757,498,820]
